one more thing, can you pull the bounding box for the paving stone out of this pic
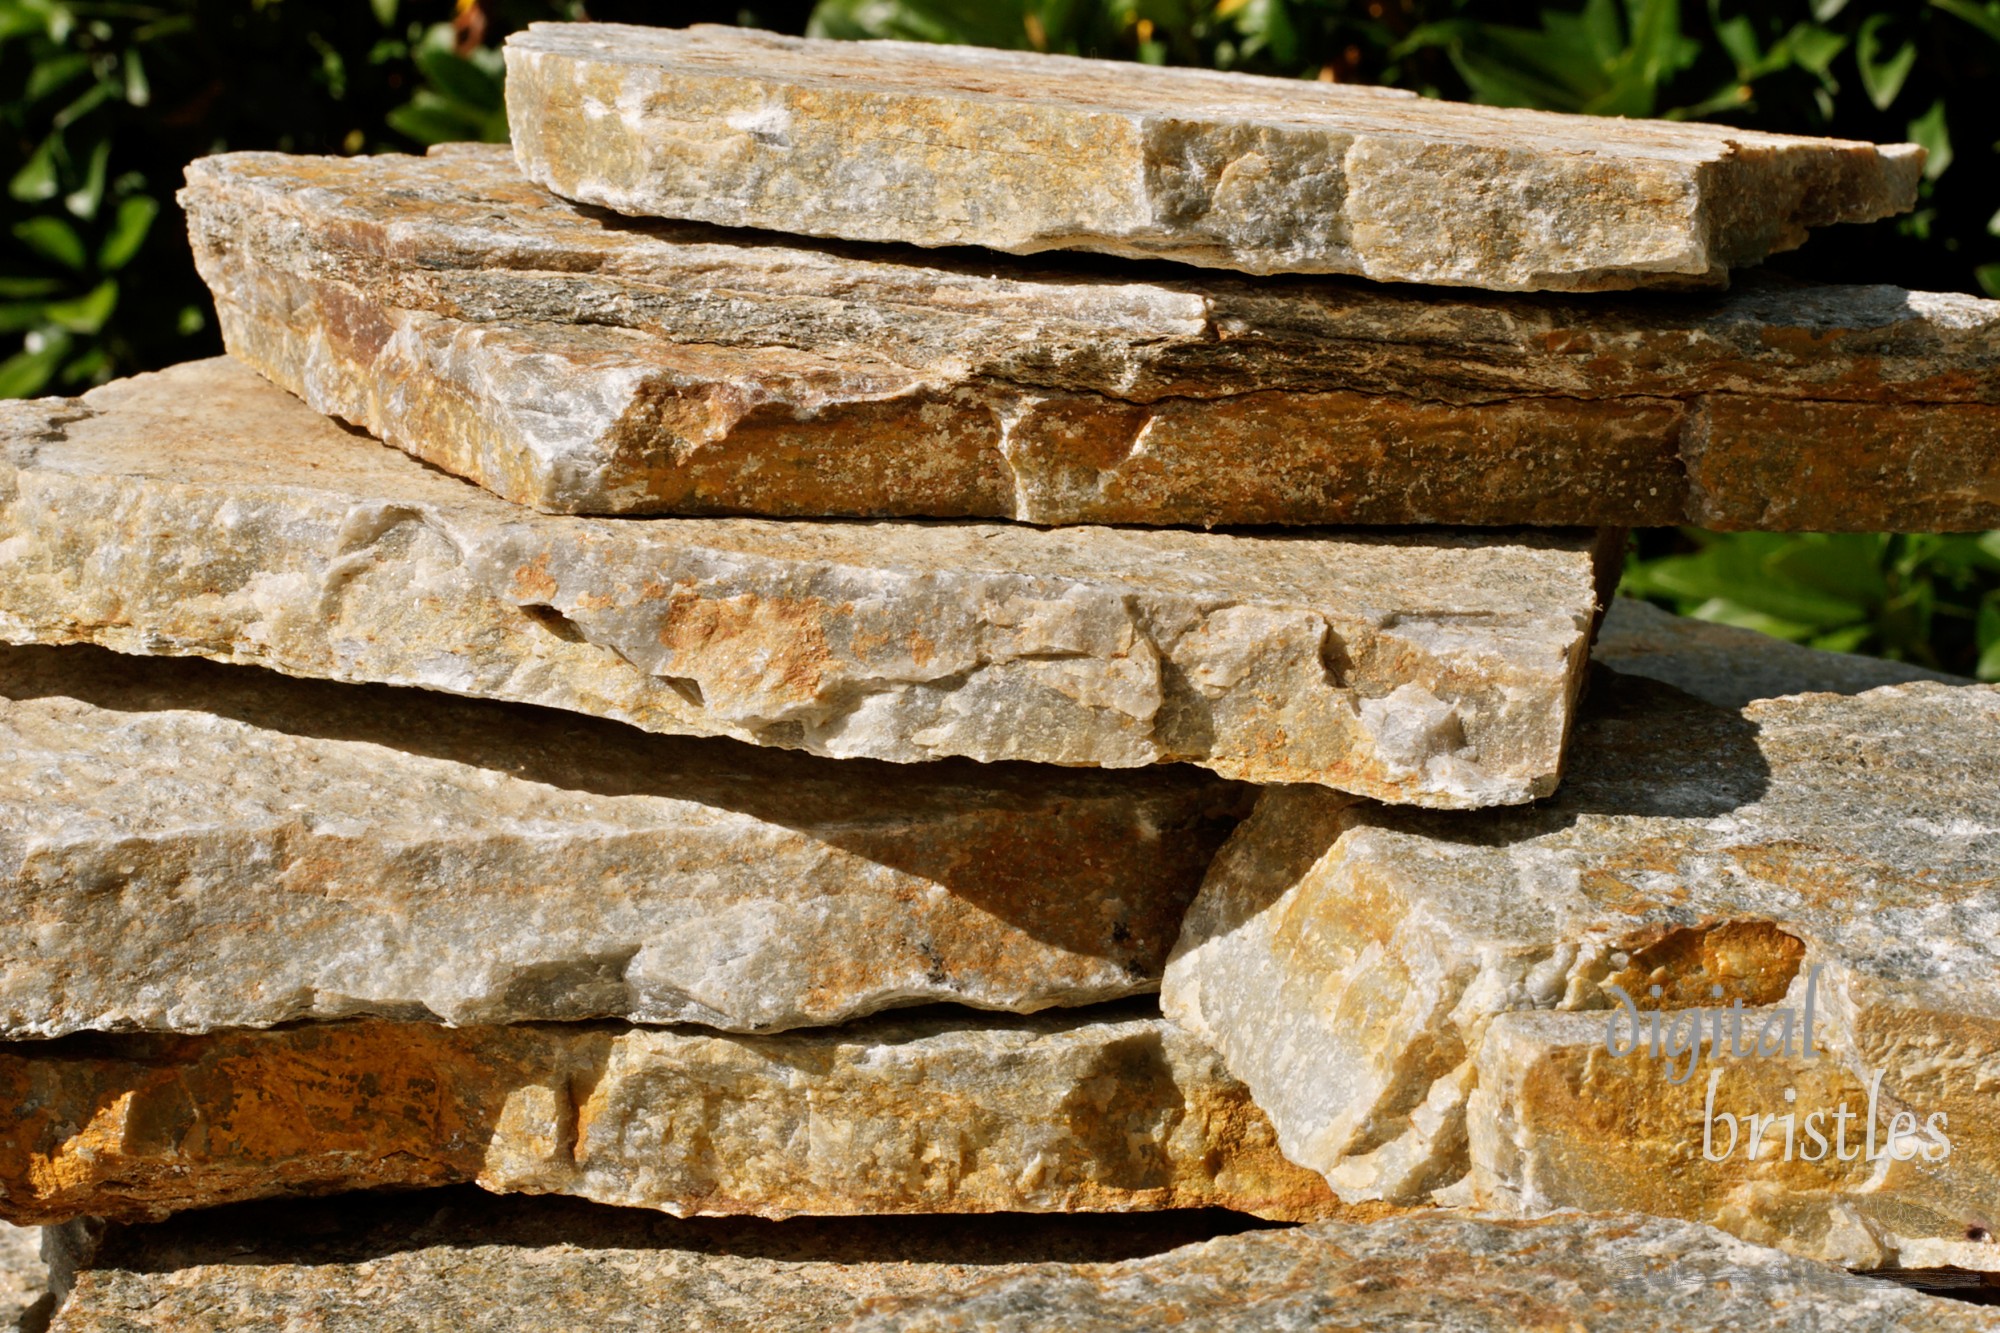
[1163,671,2000,1269]
[0,1004,1336,1226]
[504,24,1920,290]
[180,146,2000,528]
[0,642,1244,1037]
[0,359,1607,805]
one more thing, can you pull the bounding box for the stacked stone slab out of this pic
[5,20,1996,1328]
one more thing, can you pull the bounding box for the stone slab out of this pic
[847,1212,2000,1332]
[181,146,2000,528]
[1162,672,2000,1269]
[0,359,1607,805]
[40,1190,1279,1333]
[0,642,1245,1037]
[0,1003,1337,1226]
[1594,597,1966,710]
[41,1199,1992,1333]
[503,24,1920,291]
[0,1224,44,1333]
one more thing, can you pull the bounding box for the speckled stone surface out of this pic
[0,642,1244,1037]
[0,1003,1337,1226]
[504,25,1920,291]
[1163,672,2000,1268]
[42,1199,1990,1332]
[1594,597,1965,709]
[0,1224,44,1333]
[180,146,2000,527]
[846,1211,2000,1332]
[0,359,1607,806]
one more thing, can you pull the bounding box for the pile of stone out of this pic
[2,23,1997,1330]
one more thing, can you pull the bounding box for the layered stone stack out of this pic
[3,21,1997,1330]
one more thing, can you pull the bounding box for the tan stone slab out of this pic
[41,1191,1278,1332]
[847,1212,2000,1332]
[1162,671,2000,1269]
[43,1199,1993,1333]
[0,1004,1337,1226]
[180,146,2000,527]
[0,642,1244,1037]
[503,25,1919,291]
[0,359,1606,805]
[1595,597,1965,710]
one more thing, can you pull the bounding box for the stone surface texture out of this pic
[0,359,1606,805]
[847,1212,2000,1332]
[1594,597,1966,709]
[504,25,1920,291]
[180,146,2000,527]
[40,1191,1281,1333]
[42,1200,1991,1333]
[0,1224,44,1333]
[0,1004,1337,1226]
[0,642,1245,1037]
[1162,672,2000,1269]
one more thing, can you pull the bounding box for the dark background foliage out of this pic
[3,0,1997,677]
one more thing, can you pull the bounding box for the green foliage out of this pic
[0,0,577,399]
[1621,532,2000,678]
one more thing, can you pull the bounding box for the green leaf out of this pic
[0,335,69,399]
[1930,0,2000,44]
[1907,99,1952,179]
[9,136,60,203]
[414,45,501,112]
[0,302,50,334]
[1976,596,2000,681]
[1855,15,1916,110]
[1978,263,2000,299]
[0,276,63,299]
[11,215,86,269]
[97,194,157,270]
[806,0,1029,47]
[370,0,396,25]
[25,50,90,101]
[43,279,115,334]
[123,45,148,106]
[64,135,110,219]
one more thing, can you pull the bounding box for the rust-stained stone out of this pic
[0,359,1607,806]
[180,145,2000,528]
[1162,672,2000,1268]
[0,642,1245,1037]
[43,1198,1994,1333]
[40,1190,1281,1332]
[0,1004,1338,1226]
[503,25,1920,292]
[846,1212,2000,1332]
[1594,597,1965,710]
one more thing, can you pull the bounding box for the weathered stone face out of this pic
[0,1006,1336,1226]
[40,1191,1282,1333]
[0,360,1606,806]
[1595,597,1966,710]
[503,25,1920,291]
[44,1199,1988,1333]
[845,1211,1989,1332]
[1162,672,2000,1269]
[0,642,1246,1037]
[0,1222,43,1333]
[179,146,2000,528]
